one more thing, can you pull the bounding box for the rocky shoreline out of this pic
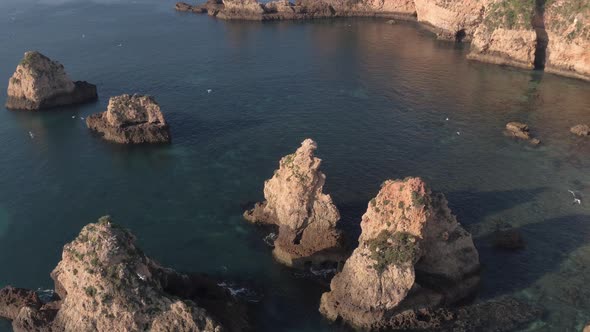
[176,0,590,82]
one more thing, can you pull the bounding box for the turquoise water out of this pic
[1,0,590,331]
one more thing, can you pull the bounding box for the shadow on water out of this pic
[477,214,590,299]
[446,187,548,229]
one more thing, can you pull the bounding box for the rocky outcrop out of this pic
[571,124,590,136]
[584,323,590,332]
[244,139,345,268]
[544,0,590,81]
[178,0,417,21]
[414,0,486,41]
[0,216,248,332]
[319,177,480,330]
[505,122,541,145]
[86,94,171,144]
[5,51,97,111]
[467,0,538,69]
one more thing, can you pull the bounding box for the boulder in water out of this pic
[244,139,345,268]
[86,94,171,144]
[5,51,97,111]
[571,124,590,137]
[319,177,481,330]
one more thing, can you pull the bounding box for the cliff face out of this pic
[468,0,538,69]
[5,51,97,110]
[319,177,480,330]
[414,0,486,41]
[244,139,345,268]
[86,94,171,144]
[0,217,248,332]
[544,0,590,80]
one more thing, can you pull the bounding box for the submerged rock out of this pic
[0,216,248,332]
[571,124,590,137]
[319,177,480,330]
[5,51,97,111]
[244,139,345,268]
[505,122,540,145]
[493,228,525,250]
[86,94,171,144]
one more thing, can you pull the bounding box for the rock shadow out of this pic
[477,214,590,299]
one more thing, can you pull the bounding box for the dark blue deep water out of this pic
[1,0,590,331]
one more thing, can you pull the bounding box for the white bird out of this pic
[446,117,449,121]
[28,131,34,139]
[456,131,461,135]
[568,190,582,205]
[117,43,123,47]
[72,115,76,119]
[137,273,147,281]
[207,89,212,93]
[80,117,84,120]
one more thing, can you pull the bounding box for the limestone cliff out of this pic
[544,0,590,80]
[86,94,171,144]
[244,139,345,268]
[5,51,97,110]
[0,216,248,332]
[414,0,486,41]
[468,0,538,69]
[319,177,480,330]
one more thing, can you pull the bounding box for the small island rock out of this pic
[319,177,480,330]
[0,216,247,332]
[505,122,540,145]
[5,51,97,111]
[244,139,345,268]
[571,124,590,137]
[86,94,171,144]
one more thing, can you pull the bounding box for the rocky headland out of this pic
[176,0,590,81]
[319,177,482,329]
[0,216,248,332]
[86,94,171,144]
[244,139,346,268]
[5,51,97,111]
[505,122,541,145]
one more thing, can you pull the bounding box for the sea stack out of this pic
[319,177,480,330]
[0,216,246,332]
[244,139,345,268]
[5,51,97,110]
[86,94,171,144]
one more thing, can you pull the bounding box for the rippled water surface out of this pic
[1,0,590,331]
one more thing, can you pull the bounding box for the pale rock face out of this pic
[467,0,537,68]
[320,177,480,330]
[544,0,590,81]
[7,52,74,102]
[50,220,222,332]
[352,0,416,14]
[5,51,97,110]
[414,0,486,40]
[86,94,171,144]
[222,0,265,13]
[244,139,344,267]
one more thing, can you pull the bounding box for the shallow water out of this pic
[1,0,590,331]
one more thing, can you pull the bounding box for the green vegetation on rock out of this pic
[545,0,590,39]
[484,0,536,30]
[367,230,419,274]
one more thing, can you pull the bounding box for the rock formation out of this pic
[0,216,247,332]
[5,51,97,111]
[319,177,480,330]
[414,0,486,41]
[584,323,590,332]
[177,0,590,81]
[244,139,345,268]
[544,1,590,81]
[86,94,171,144]
[505,122,540,145]
[571,124,590,136]
[467,0,538,69]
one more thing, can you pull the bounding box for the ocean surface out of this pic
[1,0,590,331]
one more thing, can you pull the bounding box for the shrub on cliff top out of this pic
[367,231,419,274]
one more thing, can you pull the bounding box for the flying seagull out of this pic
[568,190,582,205]
[28,131,34,139]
